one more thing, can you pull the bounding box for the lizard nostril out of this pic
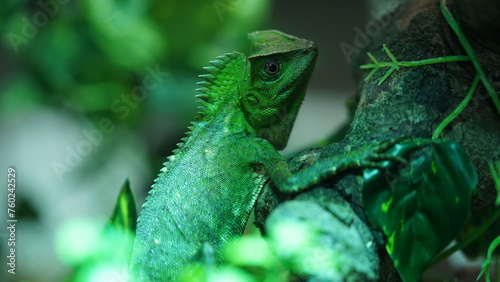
[246,93,260,106]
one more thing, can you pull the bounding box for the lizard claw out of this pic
[352,137,411,169]
[361,136,438,169]
[371,137,408,152]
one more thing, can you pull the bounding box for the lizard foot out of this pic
[347,137,410,170]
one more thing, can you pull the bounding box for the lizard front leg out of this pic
[259,138,409,194]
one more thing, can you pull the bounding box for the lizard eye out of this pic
[264,60,280,75]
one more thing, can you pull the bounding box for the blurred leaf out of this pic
[456,208,500,259]
[84,0,165,70]
[28,21,81,90]
[489,160,500,206]
[363,139,477,282]
[0,74,44,116]
[57,180,137,282]
[106,178,137,233]
[71,82,126,113]
[55,218,102,267]
[477,234,500,282]
[223,235,275,268]
[210,266,259,282]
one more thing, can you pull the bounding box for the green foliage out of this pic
[489,160,500,207]
[477,235,500,282]
[101,179,137,276]
[432,74,480,140]
[1,0,270,123]
[178,219,344,281]
[360,45,469,85]
[106,179,137,234]
[362,139,477,282]
[57,180,137,282]
[436,160,500,264]
[177,235,283,281]
[439,0,500,115]
[470,161,500,282]
[264,219,341,280]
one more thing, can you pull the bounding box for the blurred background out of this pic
[0,0,398,281]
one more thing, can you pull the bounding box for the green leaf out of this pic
[58,180,138,281]
[477,234,500,282]
[107,178,138,233]
[362,139,477,282]
[488,160,500,206]
[100,178,137,274]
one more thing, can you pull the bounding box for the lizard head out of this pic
[243,30,318,150]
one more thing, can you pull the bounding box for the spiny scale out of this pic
[209,59,225,69]
[199,73,217,82]
[202,66,220,75]
[153,52,240,179]
[194,52,240,120]
[196,81,212,88]
[195,93,209,101]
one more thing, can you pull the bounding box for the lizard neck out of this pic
[194,51,247,122]
[171,52,252,156]
[193,51,254,135]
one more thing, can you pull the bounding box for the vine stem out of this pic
[432,74,480,140]
[359,55,470,69]
[440,0,500,115]
[360,45,471,85]
[477,234,500,282]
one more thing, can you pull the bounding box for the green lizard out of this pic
[130,30,400,280]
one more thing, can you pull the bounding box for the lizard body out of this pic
[131,30,318,280]
[130,30,399,280]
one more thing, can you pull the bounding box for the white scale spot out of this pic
[154,239,160,244]
[176,193,181,198]
[204,149,216,159]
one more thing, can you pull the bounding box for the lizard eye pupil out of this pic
[264,60,280,75]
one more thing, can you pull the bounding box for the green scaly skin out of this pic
[130,30,317,281]
[130,30,400,280]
